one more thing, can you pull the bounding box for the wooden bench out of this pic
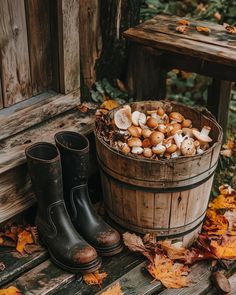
[124,14,236,137]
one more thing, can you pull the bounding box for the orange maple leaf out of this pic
[178,19,190,26]
[83,271,107,287]
[208,194,236,211]
[16,230,34,254]
[203,209,228,235]
[196,26,211,34]
[0,286,21,295]
[101,282,123,295]
[147,254,190,289]
[210,236,236,260]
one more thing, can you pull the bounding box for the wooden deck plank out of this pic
[0,248,48,286]
[96,262,162,295]
[57,250,144,295]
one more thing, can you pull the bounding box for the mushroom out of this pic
[182,119,192,128]
[166,143,178,154]
[121,143,131,154]
[181,139,196,156]
[149,131,165,146]
[143,148,153,158]
[131,111,147,127]
[173,132,185,149]
[152,143,166,155]
[142,138,152,148]
[169,123,182,136]
[142,128,152,138]
[169,112,184,123]
[137,127,142,136]
[182,128,194,138]
[192,126,212,144]
[138,113,147,127]
[128,137,142,147]
[146,117,158,129]
[128,125,140,137]
[131,146,144,155]
[157,123,167,133]
[114,106,132,129]
[147,110,158,115]
[156,106,165,116]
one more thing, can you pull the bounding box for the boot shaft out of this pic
[25,142,64,215]
[55,131,89,189]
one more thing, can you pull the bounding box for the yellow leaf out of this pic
[208,194,236,211]
[16,230,34,254]
[203,209,228,236]
[178,19,190,26]
[147,254,190,289]
[0,286,21,295]
[176,25,188,34]
[224,24,236,34]
[83,271,107,287]
[100,100,119,111]
[210,236,236,260]
[196,26,211,34]
[101,282,123,295]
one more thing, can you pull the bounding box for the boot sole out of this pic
[96,242,124,257]
[48,247,102,274]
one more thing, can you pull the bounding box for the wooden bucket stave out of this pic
[96,101,222,247]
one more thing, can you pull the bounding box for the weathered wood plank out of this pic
[0,79,3,109]
[25,0,52,95]
[0,0,32,106]
[0,90,80,141]
[0,248,48,286]
[4,259,76,294]
[0,106,96,223]
[57,0,80,94]
[57,249,144,295]
[96,262,162,295]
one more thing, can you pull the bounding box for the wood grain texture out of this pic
[0,0,32,106]
[0,90,81,141]
[58,0,80,93]
[25,0,52,95]
[123,14,236,67]
[79,0,102,98]
[0,248,48,286]
[0,79,3,109]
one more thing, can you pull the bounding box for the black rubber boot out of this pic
[55,131,123,256]
[25,142,101,273]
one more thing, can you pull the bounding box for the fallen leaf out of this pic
[196,26,211,34]
[224,211,236,235]
[208,194,236,211]
[203,209,228,235]
[83,271,107,287]
[101,282,123,295]
[210,236,236,260]
[178,19,190,26]
[16,230,34,254]
[0,286,21,295]
[224,23,236,34]
[220,149,232,157]
[176,25,188,34]
[219,184,235,196]
[158,240,187,260]
[100,100,119,111]
[78,104,89,113]
[147,254,190,289]
[123,232,147,253]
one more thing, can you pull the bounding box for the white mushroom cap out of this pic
[131,146,143,155]
[192,126,212,143]
[181,139,196,156]
[152,143,166,155]
[131,111,141,126]
[138,113,147,126]
[114,106,132,129]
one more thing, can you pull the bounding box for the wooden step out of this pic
[0,103,97,224]
[0,248,48,286]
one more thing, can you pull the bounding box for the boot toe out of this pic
[72,245,98,265]
[96,229,121,247]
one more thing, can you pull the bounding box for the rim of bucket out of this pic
[95,100,223,165]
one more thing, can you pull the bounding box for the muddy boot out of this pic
[25,142,101,273]
[55,131,123,256]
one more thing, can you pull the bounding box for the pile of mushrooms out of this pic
[113,105,213,159]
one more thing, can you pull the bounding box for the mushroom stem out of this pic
[200,126,211,137]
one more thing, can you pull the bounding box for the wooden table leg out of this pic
[126,44,166,100]
[207,79,233,140]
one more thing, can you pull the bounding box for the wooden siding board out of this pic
[0,0,32,106]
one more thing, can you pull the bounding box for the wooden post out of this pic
[207,79,233,140]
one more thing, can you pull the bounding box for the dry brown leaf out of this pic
[224,211,236,235]
[208,193,236,211]
[203,209,228,235]
[78,104,89,113]
[101,282,123,295]
[219,184,235,196]
[159,241,187,260]
[0,286,21,295]
[178,19,190,26]
[196,26,211,34]
[147,254,190,289]
[83,271,107,287]
[123,232,147,253]
[16,230,34,254]
[176,25,188,34]
[210,236,236,260]
[224,23,236,34]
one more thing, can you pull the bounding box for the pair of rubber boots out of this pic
[25,131,123,274]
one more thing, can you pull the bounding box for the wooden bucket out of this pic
[95,101,223,246]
